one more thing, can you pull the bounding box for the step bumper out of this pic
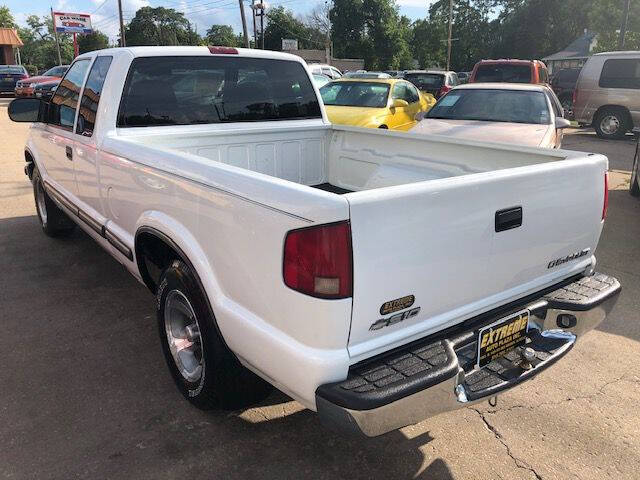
[316,273,620,437]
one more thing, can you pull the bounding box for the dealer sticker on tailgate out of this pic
[477,310,529,368]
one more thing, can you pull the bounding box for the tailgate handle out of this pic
[495,206,522,232]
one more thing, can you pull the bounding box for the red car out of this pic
[469,59,550,85]
[15,65,69,97]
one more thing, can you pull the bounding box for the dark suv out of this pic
[550,68,581,115]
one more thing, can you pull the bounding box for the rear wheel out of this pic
[32,167,76,237]
[156,259,273,409]
[595,108,627,140]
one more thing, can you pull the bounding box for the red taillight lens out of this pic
[438,85,451,98]
[208,46,238,54]
[283,221,352,299]
[602,172,609,220]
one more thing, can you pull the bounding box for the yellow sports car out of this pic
[319,78,436,130]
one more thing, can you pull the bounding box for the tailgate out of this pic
[346,155,607,359]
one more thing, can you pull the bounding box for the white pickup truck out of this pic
[9,47,621,437]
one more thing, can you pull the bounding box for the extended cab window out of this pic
[475,64,532,83]
[599,59,640,89]
[77,56,113,136]
[48,59,90,129]
[118,56,321,127]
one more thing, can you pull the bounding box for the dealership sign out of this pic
[53,12,93,34]
[282,39,298,50]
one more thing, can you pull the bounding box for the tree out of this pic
[0,5,17,28]
[263,6,324,51]
[78,30,110,54]
[205,25,240,46]
[589,0,640,51]
[17,15,73,70]
[125,7,201,46]
[330,0,414,69]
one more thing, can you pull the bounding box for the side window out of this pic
[322,67,332,77]
[539,67,549,84]
[405,82,420,103]
[391,83,407,102]
[599,59,640,89]
[546,91,562,117]
[450,74,459,86]
[331,68,341,78]
[77,56,113,136]
[48,59,90,130]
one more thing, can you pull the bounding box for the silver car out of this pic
[573,51,640,139]
[410,83,571,149]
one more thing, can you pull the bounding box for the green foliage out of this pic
[0,4,17,28]
[16,15,73,70]
[78,31,110,54]
[205,24,240,47]
[125,7,201,46]
[263,6,325,51]
[589,0,640,51]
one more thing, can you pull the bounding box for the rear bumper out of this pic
[316,273,620,437]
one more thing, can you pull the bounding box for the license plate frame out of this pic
[476,309,529,368]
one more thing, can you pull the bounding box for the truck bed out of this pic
[121,124,576,194]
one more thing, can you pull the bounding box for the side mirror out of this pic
[391,98,409,108]
[8,98,46,123]
[555,117,572,129]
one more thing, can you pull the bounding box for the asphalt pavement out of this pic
[1,99,639,479]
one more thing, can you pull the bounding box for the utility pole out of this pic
[50,8,62,65]
[446,0,454,71]
[117,0,127,47]
[238,0,250,48]
[252,0,257,48]
[260,3,265,49]
[618,0,631,50]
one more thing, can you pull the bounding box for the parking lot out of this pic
[1,95,639,479]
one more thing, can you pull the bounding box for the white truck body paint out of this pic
[23,46,607,410]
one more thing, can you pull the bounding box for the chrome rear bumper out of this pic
[316,273,620,437]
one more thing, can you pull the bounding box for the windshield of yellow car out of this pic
[426,89,551,125]
[320,81,390,108]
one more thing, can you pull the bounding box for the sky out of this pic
[7,0,437,42]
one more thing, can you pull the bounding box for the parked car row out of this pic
[0,64,67,100]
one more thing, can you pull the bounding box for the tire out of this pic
[32,167,76,237]
[595,108,628,140]
[559,94,573,118]
[631,141,640,197]
[156,259,273,409]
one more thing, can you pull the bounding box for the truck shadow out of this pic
[1,209,637,479]
[0,214,454,479]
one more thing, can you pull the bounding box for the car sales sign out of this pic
[53,12,93,34]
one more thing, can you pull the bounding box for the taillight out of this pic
[283,221,352,299]
[208,46,238,54]
[438,85,451,98]
[602,172,609,220]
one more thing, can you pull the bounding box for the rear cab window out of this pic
[599,58,640,89]
[475,64,533,83]
[117,56,321,127]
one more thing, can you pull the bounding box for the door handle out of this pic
[65,145,73,161]
[495,206,522,232]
